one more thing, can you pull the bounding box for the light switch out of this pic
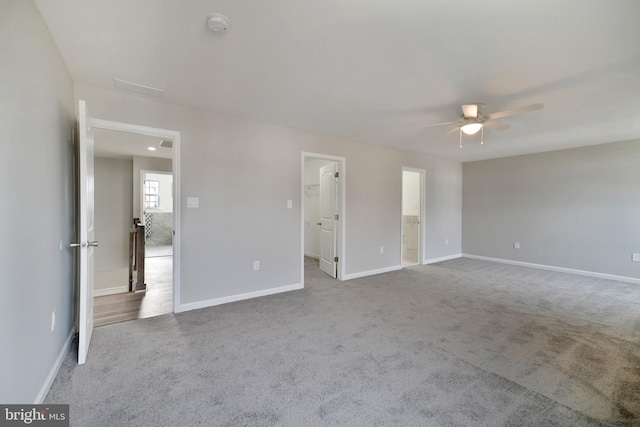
[287,200,293,209]
[187,197,199,208]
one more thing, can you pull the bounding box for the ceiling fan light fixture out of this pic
[461,123,483,135]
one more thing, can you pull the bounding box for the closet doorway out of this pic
[302,153,345,283]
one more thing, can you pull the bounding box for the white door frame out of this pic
[401,167,426,266]
[301,152,346,285]
[91,118,182,313]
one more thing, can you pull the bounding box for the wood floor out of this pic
[94,255,173,327]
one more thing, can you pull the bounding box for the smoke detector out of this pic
[207,14,230,33]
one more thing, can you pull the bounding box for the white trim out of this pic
[343,265,402,280]
[463,254,640,285]
[304,252,320,259]
[301,152,347,285]
[89,118,182,314]
[178,283,303,313]
[94,285,127,297]
[424,253,463,264]
[35,328,74,404]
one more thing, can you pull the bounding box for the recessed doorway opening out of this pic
[301,153,346,285]
[402,168,424,267]
[90,120,181,327]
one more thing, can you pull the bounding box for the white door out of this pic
[319,163,338,278]
[76,100,97,365]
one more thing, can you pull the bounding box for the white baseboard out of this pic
[35,327,74,404]
[304,252,320,259]
[343,265,402,280]
[94,285,127,297]
[463,254,640,285]
[178,283,303,313]
[423,253,462,265]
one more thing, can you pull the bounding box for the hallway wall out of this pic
[0,0,76,403]
[94,157,133,295]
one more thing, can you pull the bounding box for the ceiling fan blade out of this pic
[415,120,459,129]
[461,104,478,118]
[441,126,460,137]
[486,103,543,120]
[482,120,510,131]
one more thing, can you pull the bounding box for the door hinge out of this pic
[334,256,339,262]
[334,172,339,178]
[334,214,339,220]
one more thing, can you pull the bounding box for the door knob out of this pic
[69,241,99,248]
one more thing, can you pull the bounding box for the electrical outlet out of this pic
[51,310,56,332]
[380,247,384,254]
[445,239,449,245]
[253,260,260,270]
[633,253,640,262]
[514,242,520,249]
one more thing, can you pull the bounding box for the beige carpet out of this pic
[46,257,640,426]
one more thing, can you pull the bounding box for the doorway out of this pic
[90,119,181,319]
[301,153,345,284]
[402,168,424,266]
[141,170,173,257]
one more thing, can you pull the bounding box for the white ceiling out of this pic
[94,128,172,160]
[35,0,640,162]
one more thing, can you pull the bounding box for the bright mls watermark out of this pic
[0,405,68,426]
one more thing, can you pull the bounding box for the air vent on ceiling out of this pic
[159,140,173,148]
[114,79,164,98]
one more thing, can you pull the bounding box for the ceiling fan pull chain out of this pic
[459,129,463,149]
[480,126,484,145]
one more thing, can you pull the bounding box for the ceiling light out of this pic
[461,123,483,135]
[207,14,230,33]
[147,147,156,151]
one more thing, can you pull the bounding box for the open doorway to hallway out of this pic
[302,153,345,282]
[91,128,174,326]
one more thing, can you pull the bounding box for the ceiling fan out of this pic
[416,103,544,148]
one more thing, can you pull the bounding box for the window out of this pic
[144,180,160,209]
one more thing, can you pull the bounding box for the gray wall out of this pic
[94,157,133,289]
[74,82,462,305]
[462,139,640,279]
[0,1,75,402]
[422,160,462,262]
